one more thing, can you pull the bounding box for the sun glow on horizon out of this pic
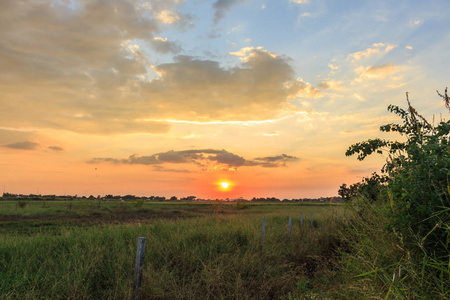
[218,180,232,192]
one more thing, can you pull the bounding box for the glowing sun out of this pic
[218,181,231,191]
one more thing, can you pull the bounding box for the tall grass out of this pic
[336,198,450,299]
[9,199,447,299]
[1,204,346,299]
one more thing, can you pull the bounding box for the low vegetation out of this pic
[1,200,347,299]
[341,88,450,298]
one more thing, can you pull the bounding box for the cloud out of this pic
[151,37,182,54]
[410,19,423,27]
[353,93,367,102]
[284,77,322,99]
[90,149,299,170]
[151,166,192,173]
[0,1,316,134]
[0,128,35,144]
[364,63,396,77]
[318,79,345,90]
[143,1,192,28]
[353,63,398,82]
[328,63,339,70]
[0,0,187,134]
[263,131,281,136]
[4,141,39,150]
[290,0,309,4]
[155,10,180,24]
[347,43,396,62]
[251,154,298,168]
[48,146,64,151]
[142,48,320,121]
[213,0,244,24]
[387,83,406,89]
[340,130,353,134]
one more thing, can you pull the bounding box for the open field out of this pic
[1,199,348,299]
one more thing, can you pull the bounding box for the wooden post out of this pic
[288,217,292,240]
[133,237,146,300]
[300,213,303,226]
[335,209,338,217]
[310,212,313,227]
[260,217,266,249]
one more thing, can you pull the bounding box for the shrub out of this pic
[345,89,450,258]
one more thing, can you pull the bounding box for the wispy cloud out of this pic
[4,141,39,150]
[48,146,64,151]
[347,43,396,62]
[318,79,345,91]
[353,63,397,82]
[353,93,367,102]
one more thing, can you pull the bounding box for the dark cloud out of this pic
[48,146,64,151]
[208,151,247,167]
[252,154,299,168]
[213,0,244,24]
[151,165,192,173]
[4,141,39,150]
[90,149,299,170]
[0,129,35,144]
[151,38,182,54]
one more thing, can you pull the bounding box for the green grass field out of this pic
[3,198,443,299]
[1,199,352,299]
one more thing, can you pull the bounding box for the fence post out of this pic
[133,237,146,300]
[288,217,292,240]
[300,213,303,226]
[260,217,266,250]
[310,212,313,227]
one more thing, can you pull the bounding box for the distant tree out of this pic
[338,183,353,201]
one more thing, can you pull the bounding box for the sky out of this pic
[1,0,449,199]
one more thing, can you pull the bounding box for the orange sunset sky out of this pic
[1,0,449,199]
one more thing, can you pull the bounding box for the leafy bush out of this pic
[345,89,450,258]
[339,173,387,202]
